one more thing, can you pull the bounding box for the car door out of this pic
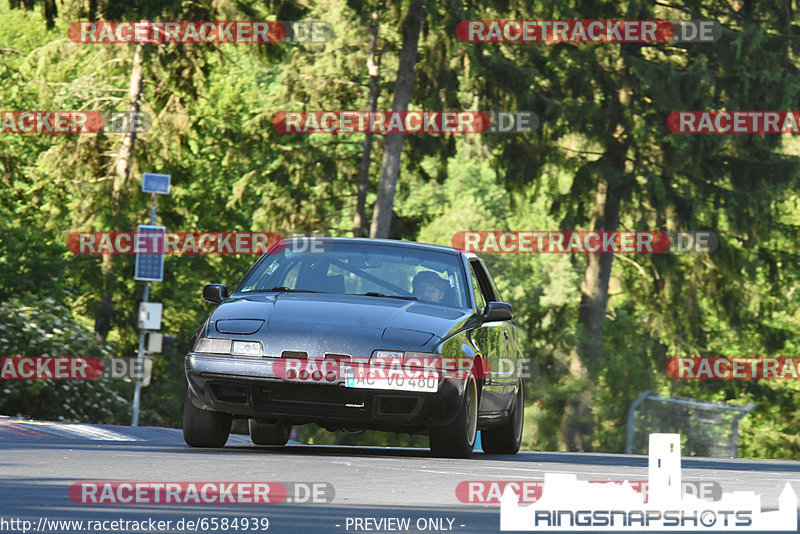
[479,259,522,387]
[467,259,513,414]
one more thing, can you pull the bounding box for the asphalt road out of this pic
[1,416,798,533]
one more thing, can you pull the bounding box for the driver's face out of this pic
[421,283,444,303]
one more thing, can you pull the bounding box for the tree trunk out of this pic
[116,42,144,195]
[354,8,382,237]
[94,42,144,343]
[369,0,425,238]
[564,141,625,451]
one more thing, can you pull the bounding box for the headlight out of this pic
[371,350,441,362]
[370,350,471,378]
[372,350,404,361]
[231,340,263,357]
[371,350,441,368]
[194,337,232,354]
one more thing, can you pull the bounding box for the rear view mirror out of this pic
[363,253,383,268]
[203,284,228,304]
[482,301,513,322]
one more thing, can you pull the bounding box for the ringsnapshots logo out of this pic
[500,434,797,531]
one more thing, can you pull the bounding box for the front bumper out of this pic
[185,353,465,432]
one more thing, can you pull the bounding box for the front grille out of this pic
[252,383,369,418]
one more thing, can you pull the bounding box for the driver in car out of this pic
[412,271,447,304]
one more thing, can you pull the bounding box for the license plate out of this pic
[344,370,439,392]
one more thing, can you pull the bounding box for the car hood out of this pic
[204,292,472,358]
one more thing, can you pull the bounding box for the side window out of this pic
[469,262,487,311]
[482,267,503,302]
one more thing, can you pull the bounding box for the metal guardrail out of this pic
[625,390,756,457]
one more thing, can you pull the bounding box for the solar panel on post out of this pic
[134,224,166,282]
[142,173,171,194]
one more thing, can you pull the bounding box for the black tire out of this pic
[183,390,232,447]
[429,376,478,458]
[481,379,524,454]
[248,420,291,446]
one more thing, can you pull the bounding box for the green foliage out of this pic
[0,296,130,422]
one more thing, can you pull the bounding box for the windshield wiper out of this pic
[356,292,418,301]
[248,286,324,293]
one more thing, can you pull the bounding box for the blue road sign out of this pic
[134,225,166,282]
[142,173,171,194]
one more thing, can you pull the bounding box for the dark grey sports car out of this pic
[183,237,524,458]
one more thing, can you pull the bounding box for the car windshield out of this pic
[237,241,469,308]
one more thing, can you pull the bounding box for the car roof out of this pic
[279,236,477,259]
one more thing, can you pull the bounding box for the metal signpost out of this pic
[132,173,170,426]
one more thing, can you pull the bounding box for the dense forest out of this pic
[2,0,799,459]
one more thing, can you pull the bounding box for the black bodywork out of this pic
[185,238,523,436]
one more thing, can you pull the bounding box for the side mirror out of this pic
[482,301,513,322]
[203,284,228,304]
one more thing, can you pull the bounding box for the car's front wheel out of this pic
[248,420,291,446]
[481,379,524,454]
[429,376,478,458]
[183,390,232,447]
